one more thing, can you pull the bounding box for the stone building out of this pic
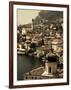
[42,50,59,76]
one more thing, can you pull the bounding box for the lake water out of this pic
[17,54,41,80]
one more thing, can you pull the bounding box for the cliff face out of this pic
[38,10,63,23]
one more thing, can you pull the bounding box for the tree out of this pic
[30,43,36,49]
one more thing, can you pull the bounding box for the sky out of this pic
[17,9,40,26]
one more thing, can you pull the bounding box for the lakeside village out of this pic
[17,11,63,80]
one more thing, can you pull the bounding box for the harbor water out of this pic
[17,54,41,80]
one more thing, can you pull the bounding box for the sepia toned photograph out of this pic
[9,2,69,88]
[17,9,63,80]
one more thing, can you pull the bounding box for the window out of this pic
[49,67,51,73]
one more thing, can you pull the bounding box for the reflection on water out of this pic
[17,54,41,80]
